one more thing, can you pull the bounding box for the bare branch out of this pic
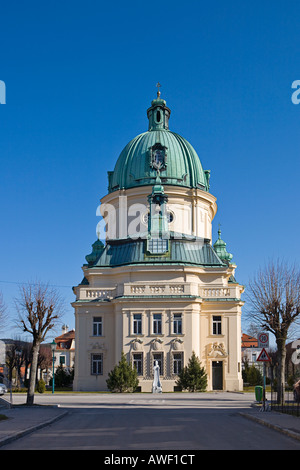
[245,259,300,402]
[0,291,8,334]
[14,281,65,405]
[15,281,64,342]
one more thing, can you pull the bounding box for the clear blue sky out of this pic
[1,0,299,341]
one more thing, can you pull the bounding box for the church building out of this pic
[72,88,244,392]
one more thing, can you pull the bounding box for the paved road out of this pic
[8,391,256,409]
[2,393,300,450]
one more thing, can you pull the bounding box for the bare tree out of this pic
[15,282,64,405]
[0,291,7,333]
[38,344,52,381]
[6,343,18,385]
[246,260,300,402]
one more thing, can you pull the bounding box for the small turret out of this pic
[147,83,171,131]
[85,238,104,265]
[213,226,233,265]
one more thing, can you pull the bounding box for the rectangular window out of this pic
[132,353,143,375]
[173,353,183,375]
[133,314,142,335]
[147,238,168,254]
[153,353,163,375]
[91,354,103,375]
[59,355,66,365]
[153,314,162,334]
[173,313,182,334]
[213,316,222,335]
[93,317,103,336]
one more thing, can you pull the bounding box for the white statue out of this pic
[152,360,162,393]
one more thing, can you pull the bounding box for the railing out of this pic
[77,284,241,300]
[270,388,300,416]
[77,288,116,300]
[124,283,187,296]
[201,287,231,297]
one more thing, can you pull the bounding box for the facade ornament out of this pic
[207,342,227,358]
[131,338,143,351]
[171,337,184,350]
[90,341,105,351]
[151,338,163,351]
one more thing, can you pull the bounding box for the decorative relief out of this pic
[171,338,184,350]
[151,338,163,351]
[89,341,107,358]
[207,342,227,358]
[90,341,105,350]
[131,338,143,351]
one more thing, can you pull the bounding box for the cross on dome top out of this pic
[156,82,161,98]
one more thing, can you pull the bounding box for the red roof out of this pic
[55,329,75,351]
[241,333,258,348]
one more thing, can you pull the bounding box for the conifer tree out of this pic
[106,352,139,392]
[176,351,207,392]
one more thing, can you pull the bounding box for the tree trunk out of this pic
[276,337,286,404]
[26,341,41,406]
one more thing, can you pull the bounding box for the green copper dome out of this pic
[108,93,210,193]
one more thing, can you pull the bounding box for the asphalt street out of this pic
[2,392,300,450]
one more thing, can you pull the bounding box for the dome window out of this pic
[156,110,161,123]
[167,211,174,223]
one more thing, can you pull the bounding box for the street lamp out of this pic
[51,340,56,394]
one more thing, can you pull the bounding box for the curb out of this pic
[0,410,69,448]
[239,412,300,442]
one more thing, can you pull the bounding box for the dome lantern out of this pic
[147,84,171,131]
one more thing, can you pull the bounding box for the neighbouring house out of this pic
[241,333,264,374]
[53,325,75,373]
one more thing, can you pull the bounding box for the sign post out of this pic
[257,343,271,411]
[258,332,269,349]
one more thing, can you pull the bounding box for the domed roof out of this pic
[108,93,210,193]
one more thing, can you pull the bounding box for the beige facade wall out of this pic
[73,184,243,392]
[73,265,244,392]
[99,186,217,241]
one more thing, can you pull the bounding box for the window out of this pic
[132,353,143,375]
[59,355,66,365]
[173,353,183,375]
[93,317,103,336]
[153,353,163,375]
[173,313,182,334]
[153,314,162,334]
[91,354,103,375]
[167,211,174,223]
[147,238,168,254]
[213,316,222,335]
[133,314,142,335]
